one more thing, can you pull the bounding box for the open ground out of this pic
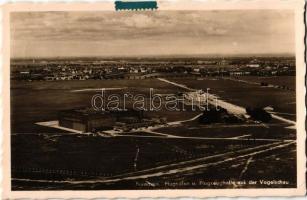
[11,76,296,190]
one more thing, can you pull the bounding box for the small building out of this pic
[247,64,260,68]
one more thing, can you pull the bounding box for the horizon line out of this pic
[11,53,295,60]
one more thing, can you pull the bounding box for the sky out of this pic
[10,10,295,58]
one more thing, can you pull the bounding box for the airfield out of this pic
[11,76,296,190]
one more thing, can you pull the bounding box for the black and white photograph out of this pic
[3,1,306,197]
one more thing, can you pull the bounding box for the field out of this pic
[168,76,296,120]
[11,79,186,133]
[11,76,297,190]
[237,76,295,90]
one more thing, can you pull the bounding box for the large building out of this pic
[58,108,144,133]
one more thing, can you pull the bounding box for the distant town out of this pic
[11,56,295,81]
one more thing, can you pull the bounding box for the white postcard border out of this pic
[1,0,306,198]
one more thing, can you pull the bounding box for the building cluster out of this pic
[58,108,166,133]
[11,57,295,81]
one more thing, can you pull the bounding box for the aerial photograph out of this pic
[10,10,296,190]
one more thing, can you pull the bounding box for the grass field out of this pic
[168,76,296,120]
[237,76,295,90]
[156,122,296,140]
[12,133,296,189]
[11,79,186,133]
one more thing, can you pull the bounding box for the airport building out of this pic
[58,108,145,133]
